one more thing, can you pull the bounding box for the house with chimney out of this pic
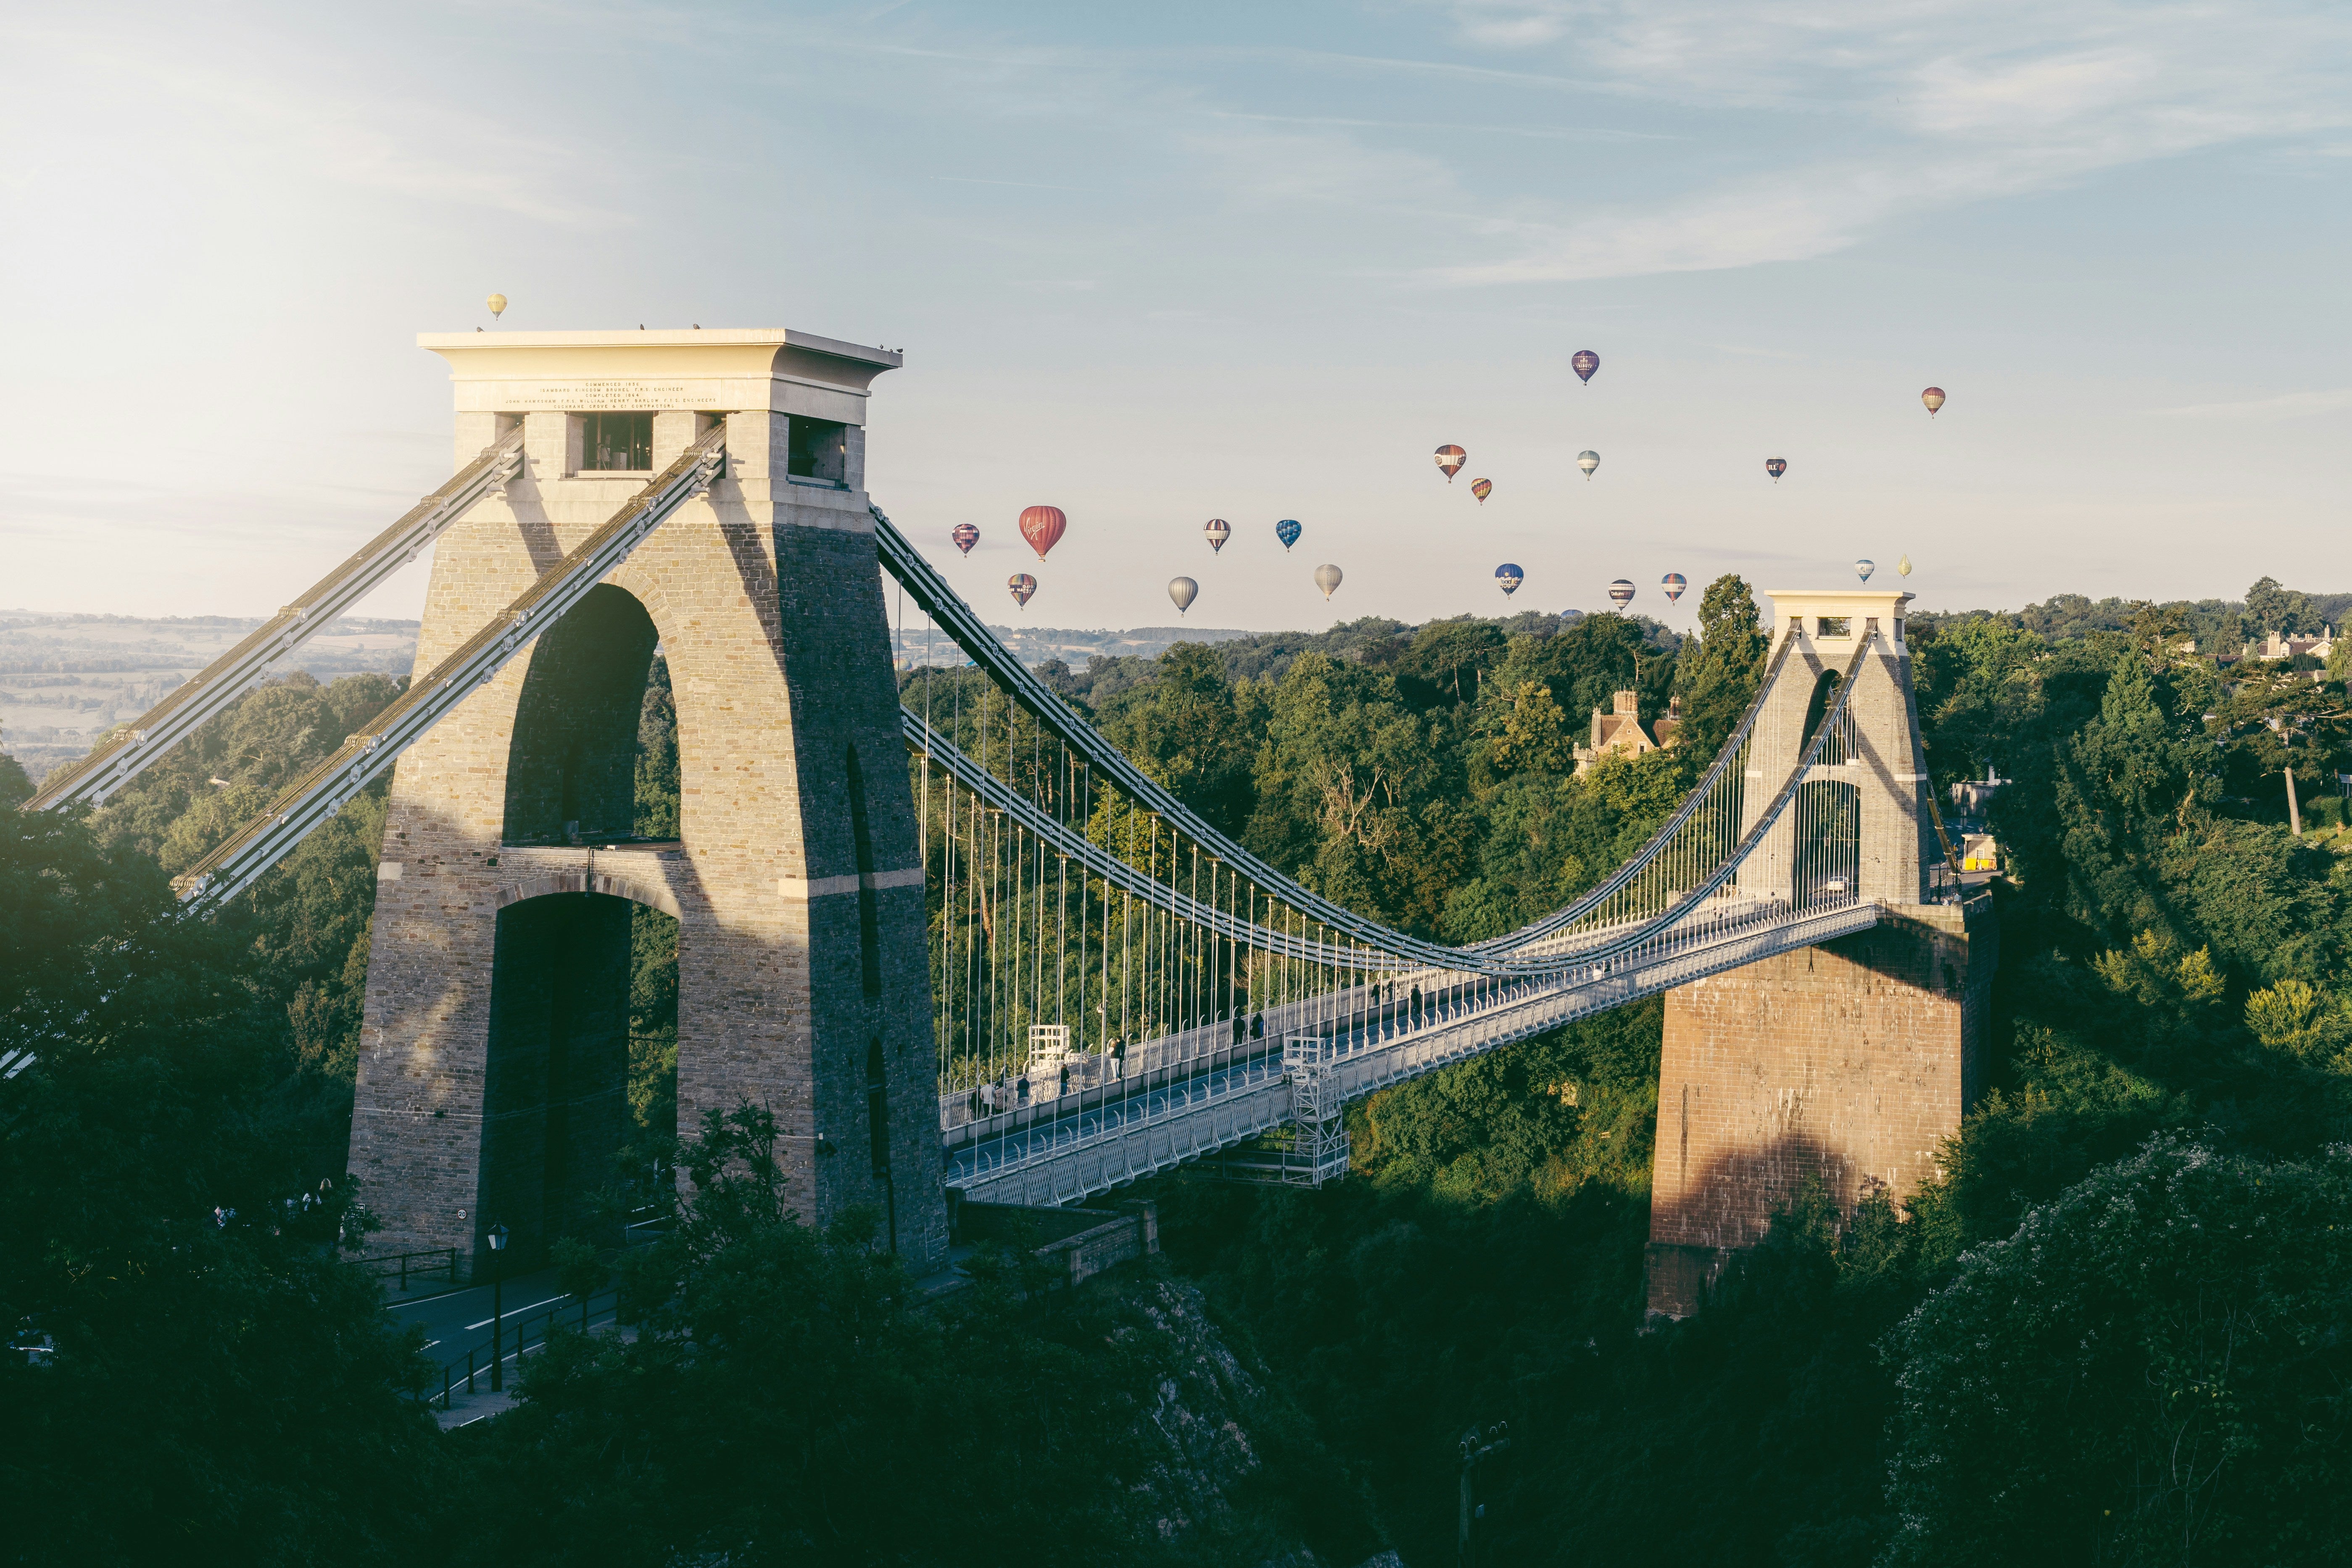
[1573,691,1679,775]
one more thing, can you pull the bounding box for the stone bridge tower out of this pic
[348,328,946,1277]
[1645,590,1996,1318]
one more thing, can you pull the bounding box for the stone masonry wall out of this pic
[348,401,946,1278]
[1645,894,1995,1319]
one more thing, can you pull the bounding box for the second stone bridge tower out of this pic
[1646,590,1996,1319]
[348,328,945,1277]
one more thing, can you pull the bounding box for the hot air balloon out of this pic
[1008,573,1037,608]
[1577,450,1600,480]
[486,293,507,319]
[1434,445,1466,482]
[1168,577,1198,615]
[1661,572,1688,603]
[1608,580,1636,609]
[1203,518,1231,554]
[1495,564,1523,597]
[1275,518,1302,552]
[1921,387,1946,417]
[1765,457,1787,482]
[1018,504,1067,561]
[1572,349,1599,384]
[1470,478,1492,504]
[951,523,980,556]
[1314,563,1344,601]
[1854,559,1876,582]
[1897,554,1913,578]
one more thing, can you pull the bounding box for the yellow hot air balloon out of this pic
[1897,555,1912,577]
[487,293,508,319]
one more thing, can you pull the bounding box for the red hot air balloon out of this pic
[1434,445,1466,482]
[1018,504,1067,561]
[1007,574,1037,609]
[1470,478,1493,503]
[1765,457,1786,482]
[1571,349,1600,384]
[1608,578,1635,609]
[951,523,980,555]
[1661,572,1687,603]
[1921,387,1946,417]
[1203,518,1231,554]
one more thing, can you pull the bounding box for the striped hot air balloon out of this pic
[1495,564,1523,597]
[1008,573,1037,608]
[1203,518,1231,554]
[1661,572,1687,603]
[1572,349,1599,384]
[1275,518,1302,551]
[1434,445,1467,482]
[1018,504,1066,561]
[1608,578,1635,608]
[1577,451,1601,480]
[1765,457,1786,482]
[1921,387,1946,416]
[951,523,979,555]
[1470,478,1492,504]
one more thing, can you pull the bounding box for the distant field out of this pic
[893,622,1251,667]
[1,613,1253,784]
[0,611,420,783]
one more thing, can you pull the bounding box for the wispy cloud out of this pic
[2155,389,2352,420]
[20,26,624,227]
[1210,111,1675,142]
[1414,1,2352,284]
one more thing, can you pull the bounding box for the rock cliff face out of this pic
[1094,1268,1397,1568]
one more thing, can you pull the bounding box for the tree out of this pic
[0,804,439,1565]
[1883,1138,2352,1565]
[1671,574,1768,766]
[2244,574,2315,637]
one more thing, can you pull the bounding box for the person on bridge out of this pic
[1411,985,1422,1023]
[1059,1064,1071,1097]
[1232,1012,1246,1046]
[1112,1036,1127,1076]
[1017,1075,1030,1106]
[1251,1012,1264,1040]
[968,1087,982,1121]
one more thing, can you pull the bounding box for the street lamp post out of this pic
[486,1223,509,1393]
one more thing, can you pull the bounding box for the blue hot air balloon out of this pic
[1495,563,1523,598]
[1275,518,1302,551]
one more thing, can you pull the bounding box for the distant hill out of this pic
[0,611,419,783]
[892,623,1255,667]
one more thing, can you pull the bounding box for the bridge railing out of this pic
[939,641,1877,1201]
[426,1284,624,1410]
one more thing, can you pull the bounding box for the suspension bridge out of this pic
[31,326,1991,1314]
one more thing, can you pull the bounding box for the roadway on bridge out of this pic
[947,980,1496,1187]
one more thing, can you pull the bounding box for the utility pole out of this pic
[1458,1421,1510,1568]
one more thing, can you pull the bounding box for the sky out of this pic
[5,1,2350,635]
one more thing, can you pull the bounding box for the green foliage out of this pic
[0,743,30,810]
[0,803,438,1565]
[1670,572,1769,764]
[1883,1138,2352,1564]
[446,1102,1382,1568]
[632,654,679,839]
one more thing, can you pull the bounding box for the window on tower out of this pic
[580,412,653,472]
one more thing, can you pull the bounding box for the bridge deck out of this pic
[948,899,1884,1207]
